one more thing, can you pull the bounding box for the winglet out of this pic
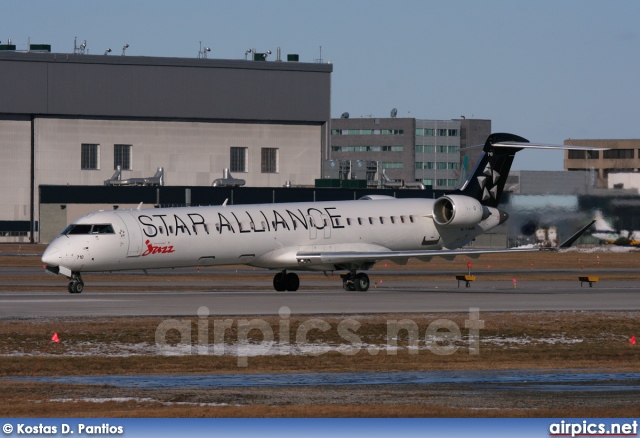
[137,202,143,211]
[222,198,229,207]
[559,220,596,248]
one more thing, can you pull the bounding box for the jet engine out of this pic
[432,195,485,227]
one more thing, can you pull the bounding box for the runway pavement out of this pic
[1,266,639,317]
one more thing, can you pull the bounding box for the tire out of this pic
[354,273,370,291]
[343,280,356,291]
[67,282,75,294]
[75,282,84,293]
[285,272,300,291]
[273,272,286,291]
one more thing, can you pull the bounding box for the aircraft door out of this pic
[307,212,332,240]
[308,215,317,240]
[115,212,143,257]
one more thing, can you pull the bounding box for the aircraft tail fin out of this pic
[454,133,529,208]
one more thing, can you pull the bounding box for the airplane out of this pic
[591,210,640,246]
[42,133,601,293]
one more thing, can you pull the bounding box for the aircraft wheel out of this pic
[273,272,286,291]
[67,282,75,294]
[342,279,356,291]
[285,272,300,291]
[74,281,84,293]
[354,273,370,291]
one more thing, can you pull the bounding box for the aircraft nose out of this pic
[42,244,61,267]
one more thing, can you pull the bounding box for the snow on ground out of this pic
[1,334,601,357]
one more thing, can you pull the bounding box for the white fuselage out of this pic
[42,198,503,274]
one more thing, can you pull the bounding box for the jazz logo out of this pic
[142,240,175,256]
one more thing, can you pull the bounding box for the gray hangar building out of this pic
[0,51,333,243]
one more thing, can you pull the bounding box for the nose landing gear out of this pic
[67,272,84,294]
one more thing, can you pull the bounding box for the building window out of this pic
[415,162,423,170]
[437,162,447,170]
[448,129,459,137]
[436,179,448,186]
[81,144,99,170]
[437,129,448,136]
[261,148,279,173]
[447,146,458,153]
[114,144,132,170]
[568,150,600,159]
[437,145,448,153]
[603,149,634,159]
[448,162,458,169]
[230,147,248,172]
[380,162,403,169]
[415,145,435,153]
[422,179,433,186]
[416,128,435,136]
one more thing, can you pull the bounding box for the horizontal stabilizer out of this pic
[462,142,608,151]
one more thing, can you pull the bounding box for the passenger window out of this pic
[369,217,374,225]
[410,216,415,223]
[379,217,384,224]
[357,218,362,225]
[401,216,406,223]
[391,217,396,224]
[346,218,352,226]
[159,226,164,235]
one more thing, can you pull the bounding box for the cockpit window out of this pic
[91,224,115,234]
[67,224,93,235]
[65,224,115,235]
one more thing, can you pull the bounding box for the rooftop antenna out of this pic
[262,50,272,60]
[244,48,252,60]
[104,48,111,55]
[121,43,129,56]
[390,108,398,118]
[314,45,323,63]
[73,37,87,55]
[197,41,211,59]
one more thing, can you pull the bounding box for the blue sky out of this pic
[3,0,639,170]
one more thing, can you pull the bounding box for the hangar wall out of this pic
[34,118,321,187]
[0,117,32,222]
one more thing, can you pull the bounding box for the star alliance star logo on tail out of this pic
[477,162,500,202]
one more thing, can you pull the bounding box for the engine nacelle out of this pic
[432,195,484,227]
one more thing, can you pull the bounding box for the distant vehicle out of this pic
[591,211,640,246]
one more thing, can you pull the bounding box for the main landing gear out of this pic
[67,272,84,294]
[272,270,371,292]
[341,272,370,292]
[273,271,300,291]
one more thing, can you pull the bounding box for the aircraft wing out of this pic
[296,220,595,265]
[296,247,539,265]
